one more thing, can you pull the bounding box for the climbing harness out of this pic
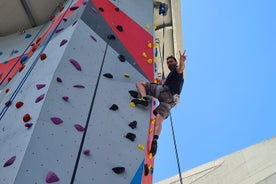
[157,3,183,183]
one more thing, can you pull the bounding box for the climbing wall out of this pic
[0,0,156,183]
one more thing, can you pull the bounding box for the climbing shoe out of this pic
[128,90,139,98]
[150,139,158,157]
[131,97,149,107]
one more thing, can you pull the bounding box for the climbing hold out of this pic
[62,96,69,102]
[137,144,145,150]
[114,7,120,12]
[149,128,153,134]
[90,35,97,42]
[91,7,97,14]
[20,55,28,64]
[148,153,153,159]
[3,156,16,167]
[74,124,85,132]
[151,119,155,124]
[129,90,138,98]
[144,164,149,176]
[60,39,68,47]
[5,101,12,107]
[107,34,116,40]
[128,121,137,129]
[55,28,64,34]
[147,58,153,64]
[25,123,33,128]
[145,24,150,30]
[36,84,46,90]
[129,102,135,107]
[0,51,3,55]
[116,25,123,32]
[49,15,55,21]
[63,18,67,22]
[15,101,24,109]
[36,37,42,44]
[147,42,152,48]
[56,77,62,83]
[5,88,9,93]
[142,52,147,58]
[103,73,113,79]
[59,6,64,12]
[112,167,125,174]
[50,117,63,125]
[23,114,31,122]
[3,60,8,64]
[150,167,154,174]
[69,58,82,71]
[125,132,136,141]
[82,0,88,5]
[118,54,125,62]
[46,171,60,183]
[40,53,47,60]
[123,73,130,78]
[109,104,118,111]
[73,84,85,88]
[31,44,37,52]
[70,6,79,11]
[83,149,90,156]
[25,33,32,39]
[35,94,45,103]
[98,7,104,12]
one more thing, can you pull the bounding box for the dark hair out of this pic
[166,55,177,62]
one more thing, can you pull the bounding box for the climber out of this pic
[131,50,186,156]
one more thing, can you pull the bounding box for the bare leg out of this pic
[136,81,147,97]
[154,113,164,136]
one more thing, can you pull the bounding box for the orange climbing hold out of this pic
[23,113,31,122]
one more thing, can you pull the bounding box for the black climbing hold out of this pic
[99,7,104,12]
[114,7,120,12]
[128,121,137,129]
[116,25,123,32]
[125,132,136,142]
[103,73,113,79]
[112,166,125,174]
[118,54,125,62]
[109,104,119,111]
[107,34,116,40]
[144,164,149,176]
[128,90,138,98]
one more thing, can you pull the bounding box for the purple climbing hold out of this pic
[82,0,88,5]
[35,94,45,103]
[55,28,64,33]
[62,96,69,101]
[90,35,97,42]
[50,117,63,125]
[3,156,16,167]
[69,58,82,71]
[63,18,67,22]
[83,149,90,155]
[36,84,46,90]
[72,20,78,26]
[70,6,79,11]
[46,171,60,183]
[91,7,97,14]
[60,39,67,47]
[25,123,33,128]
[56,77,62,83]
[74,124,85,132]
[73,85,85,88]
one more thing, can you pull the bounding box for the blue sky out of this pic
[154,0,276,182]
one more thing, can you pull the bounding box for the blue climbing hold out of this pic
[20,55,28,64]
[4,60,8,64]
[25,33,32,39]
[13,50,19,54]
[0,51,3,56]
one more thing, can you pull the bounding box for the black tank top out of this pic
[164,67,184,95]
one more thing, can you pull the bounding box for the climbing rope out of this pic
[157,3,183,183]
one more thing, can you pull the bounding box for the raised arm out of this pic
[177,50,187,74]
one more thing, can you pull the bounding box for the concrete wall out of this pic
[0,0,155,183]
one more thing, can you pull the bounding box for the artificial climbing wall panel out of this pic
[0,0,155,183]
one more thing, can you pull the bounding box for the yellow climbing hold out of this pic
[147,59,153,64]
[149,153,153,159]
[151,119,155,124]
[154,43,158,48]
[154,25,157,30]
[154,56,157,61]
[149,128,153,134]
[124,73,130,78]
[145,24,150,30]
[147,42,152,48]
[138,144,145,150]
[142,52,147,58]
[130,102,136,107]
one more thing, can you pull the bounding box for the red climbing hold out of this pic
[40,53,47,60]
[19,65,25,72]
[3,156,16,167]
[70,6,79,11]
[5,88,9,93]
[16,101,24,109]
[23,114,31,122]
[83,149,90,155]
[46,171,60,183]
[49,15,55,21]
[59,6,64,12]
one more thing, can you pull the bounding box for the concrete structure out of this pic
[0,0,183,183]
[158,136,276,184]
